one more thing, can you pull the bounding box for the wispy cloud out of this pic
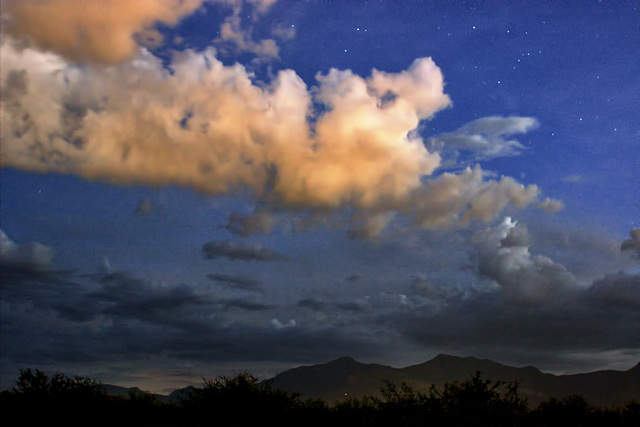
[425,116,539,167]
[203,240,286,261]
[207,273,263,291]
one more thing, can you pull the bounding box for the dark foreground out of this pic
[1,369,638,426]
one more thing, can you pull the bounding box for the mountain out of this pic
[269,354,640,407]
[101,384,177,403]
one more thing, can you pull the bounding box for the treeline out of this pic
[1,368,638,426]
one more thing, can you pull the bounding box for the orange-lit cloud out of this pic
[2,0,206,64]
[1,2,548,236]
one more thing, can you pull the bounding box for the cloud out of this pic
[0,229,55,271]
[207,273,263,291]
[535,197,565,213]
[1,262,377,377]
[217,298,274,311]
[297,297,368,313]
[562,174,584,183]
[270,318,297,329]
[226,210,277,237]
[214,0,280,58]
[621,228,640,254]
[425,116,539,165]
[1,18,551,237]
[392,284,639,371]
[2,0,205,64]
[97,273,211,320]
[589,273,640,311]
[384,230,640,369]
[203,240,286,261]
[135,198,155,216]
[410,166,540,230]
[471,217,576,305]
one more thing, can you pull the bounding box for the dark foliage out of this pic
[180,371,305,425]
[1,368,638,426]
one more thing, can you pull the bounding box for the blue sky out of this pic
[1,0,638,394]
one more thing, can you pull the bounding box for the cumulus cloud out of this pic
[203,240,286,261]
[472,217,576,305]
[2,0,205,64]
[410,166,540,230]
[1,10,551,237]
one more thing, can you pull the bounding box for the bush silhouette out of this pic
[434,371,528,426]
[2,367,638,426]
[183,371,304,425]
[3,368,111,426]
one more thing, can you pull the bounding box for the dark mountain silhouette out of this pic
[269,354,640,407]
[94,355,639,408]
[167,385,198,402]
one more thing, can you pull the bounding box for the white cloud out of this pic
[425,116,539,165]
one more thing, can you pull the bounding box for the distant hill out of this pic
[269,354,640,407]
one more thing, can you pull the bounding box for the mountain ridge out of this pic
[95,354,639,407]
[269,354,640,407]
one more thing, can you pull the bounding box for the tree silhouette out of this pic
[183,371,304,425]
[2,367,638,426]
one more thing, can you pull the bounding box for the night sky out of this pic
[1,0,638,394]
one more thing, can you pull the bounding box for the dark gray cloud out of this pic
[0,266,375,384]
[588,272,640,310]
[621,228,640,255]
[472,217,576,305]
[297,297,327,311]
[0,229,55,272]
[202,240,286,261]
[2,220,638,391]
[382,221,640,370]
[207,273,262,291]
[216,298,274,311]
[297,297,367,313]
[390,272,640,369]
[135,198,155,216]
[226,210,276,237]
[345,274,362,283]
